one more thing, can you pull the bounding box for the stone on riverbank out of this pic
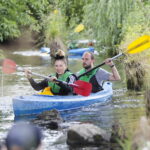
[132,116,150,150]
[32,109,63,130]
[67,123,110,147]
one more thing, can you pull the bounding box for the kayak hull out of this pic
[13,82,113,117]
[40,47,50,53]
[68,47,94,55]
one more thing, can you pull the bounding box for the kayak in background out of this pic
[68,47,95,55]
[40,47,50,54]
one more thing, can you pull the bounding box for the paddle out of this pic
[2,59,92,96]
[78,35,150,79]
[74,24,85,33]
[57,80,92,96]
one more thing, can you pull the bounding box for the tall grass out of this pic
[120,2,150,90]
[83,0,136,56]
[43,10,67,46]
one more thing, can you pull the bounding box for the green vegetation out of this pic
[0,0,35,41]
[121,2,150,45]
[0,0,149,53]
[119,138,132,150]
[120,1,150,90]
[57,0,91,27]
[43,10,66,47]
[43,10,68,58]
[0,49,5,59]
[0,0,150,149]
[0,0,53,42]
[83,0,138,55]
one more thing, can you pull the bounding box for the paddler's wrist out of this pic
[27,76,32,80]
[110,64,115,68]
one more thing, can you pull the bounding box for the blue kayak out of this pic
[68,47,94,55]
[13,82,113,117]
[40,47,50,53]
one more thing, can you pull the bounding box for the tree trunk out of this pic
[125,60,145,91]
[49,37,67,64]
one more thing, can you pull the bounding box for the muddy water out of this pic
[0,49,145,149]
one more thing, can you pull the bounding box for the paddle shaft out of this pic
[17,68,78,87]
[31,74,78,87]
[10,65,89,95]
[30,73,78,87]
[16,67,50,79]
[2,62,78,89]
[77,53,124,79]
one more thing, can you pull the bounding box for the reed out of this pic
[83,0,136,56]
[43,10,67,59]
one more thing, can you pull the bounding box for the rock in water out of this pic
[67,123,109,147]
[32,109,63,130]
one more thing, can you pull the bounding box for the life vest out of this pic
[78,68,98,82]
[38,87,54,96]
[78,68,103,93]
[48,71,72,94]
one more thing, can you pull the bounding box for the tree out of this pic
[43,10,67,59]
[83,0,136,56]
[0,0,53,43]
[120,2,150,91]
[58,0,91,27]
[0,0,37,41]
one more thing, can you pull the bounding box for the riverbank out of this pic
[0,31,36,51]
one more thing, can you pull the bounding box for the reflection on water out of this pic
[0,50,145,149]
[13,50,50,57]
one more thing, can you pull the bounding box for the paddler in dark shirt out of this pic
[25,50,76,96]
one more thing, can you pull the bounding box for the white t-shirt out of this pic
[95,68,111,86]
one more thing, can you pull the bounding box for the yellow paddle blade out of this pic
[128,42,150,54]
[74,24,84,33]
[53,9,58,14]
[127,35,150,54]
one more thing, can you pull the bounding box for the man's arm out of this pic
[104,58,121,81]
[109,66,121,81]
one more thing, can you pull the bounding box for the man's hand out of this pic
[104,58,114,67]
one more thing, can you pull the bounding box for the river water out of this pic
[0,49,145,149]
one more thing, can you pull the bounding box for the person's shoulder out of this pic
[67,74,77,83]
[65,70,77,79]
[96,68,103,73]
[97,68,109,74]
[98,68,106,71]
